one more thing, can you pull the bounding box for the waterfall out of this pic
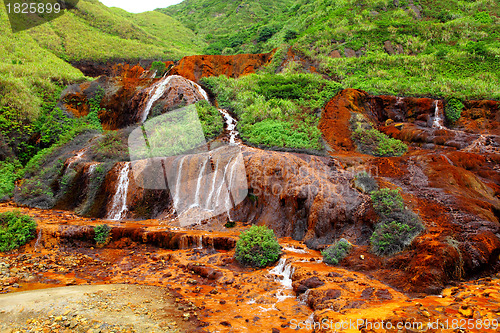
[34,229,42,251]
[283,246,307,254]
[214,156,235,208]
[269,258,294,290]
[432,100,445,129]
[141,75,175,123]
[190,157,209,209]
[173,156,187,209]
[204,158,219,210]
[195,235,203,249]
[107,163,131,221]
[66,148,88,170]
[223,157,240,220]
[218,109,239,144]
[189,80,209,101]
[269,258,295,302]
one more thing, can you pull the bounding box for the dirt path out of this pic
[0,284,192,332]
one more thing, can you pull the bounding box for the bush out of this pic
[0,211,37,252]
[0,160,22,199]
[196,100,224,139]
[351,114,407,157]
[94,224,111,245]
[150,61,167,78]
[445,98,464,123]
[235,225,281,267]
[371,188,404,217]
[283,29,298,42]
[370,188,424,256]
[322,238,352,265]
[370,220,422,256]
[354,172,378,193]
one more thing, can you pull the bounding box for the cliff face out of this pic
[169,52,274,82]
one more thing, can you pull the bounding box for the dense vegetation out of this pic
[351,113,407,157]
[235,225,281,267]
[0,0,205,189]
[322,238,352,265]
[159,0,294,55]
[370,188,425,256]
[0,211,37,252]
[202,70,342,150]
[94,224,111,245]
[161,0,499,100]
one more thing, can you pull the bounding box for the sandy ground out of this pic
[0,284,190,332]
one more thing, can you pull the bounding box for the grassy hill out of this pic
[158,0,294,54]
[0,0,207,190]
[28,0,206,61]
[160,0,500,100]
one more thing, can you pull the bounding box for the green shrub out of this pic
[235,225,281,267]
[283,29,298,42]
[225,221,236,228]
[354,172,378,193]
[196,100,224,139]
[150,61,167,78]
[0,160,22,199]
[370,220,422,256]
[322,238,352,265]
[0,211,37,252]
[445,98,464,123]
[474,11,493,24]
[351,114,407,157]
[371,188,404,217]
[370,188,424,256]
[94,224,111,245]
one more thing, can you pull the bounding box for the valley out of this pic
[0,0,499,332]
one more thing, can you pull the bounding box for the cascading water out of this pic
[188,80,209,101]
[268,257,295,303]
[218,109,239,145]
[432,100,445,129]
[34,229,42,251]
[107,163,131,221]
[66,148,88,170]
[190,158,209,209]
[204,158,219,210]
[173,156,187,210]
[195,235,203,249]
[140,75,175,123]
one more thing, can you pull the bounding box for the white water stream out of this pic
[107,163,131,220]
[140,74,175,123]
[432,100,445,129]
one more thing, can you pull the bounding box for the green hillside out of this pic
[158,0,294,54]
[28,0,206,61]
[161,0,500,100]
[0,0,207,191]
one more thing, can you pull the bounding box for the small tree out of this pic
[235,225,281,267]
[150,61,167,78]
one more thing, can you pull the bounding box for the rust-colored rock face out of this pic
[318,89,368,153]
[169,52,273,82]
[60,73,206,130]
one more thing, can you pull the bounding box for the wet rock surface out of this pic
[2,203,500,332]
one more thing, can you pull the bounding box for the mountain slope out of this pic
[158,0,294,54]
[0,0,206,172]
[159,0,500,99]
[27,0,206,62]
